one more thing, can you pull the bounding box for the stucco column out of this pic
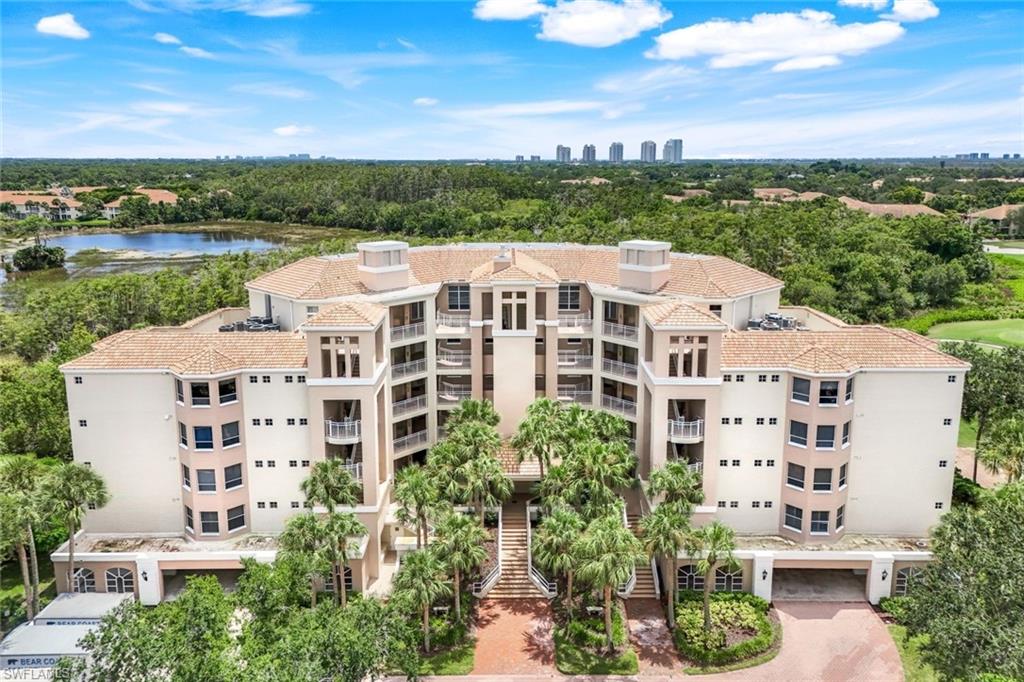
[135,556,162,605]
[867,553,895,604]
[751,552,775,602]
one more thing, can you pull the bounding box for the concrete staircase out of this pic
[487,498,543,599]
[627,514,659,599]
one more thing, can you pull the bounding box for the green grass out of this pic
[888,625,940,682]
[958,417,978,448]
[991,240,1024,249]
[553,631,639,675]
[418,639,476,675]
[927,319,1024,347]
[1,560,56,634]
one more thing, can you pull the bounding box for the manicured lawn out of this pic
[958,417,978,448]
[888,625,940,682]
[927,319,1024,347]
[1,560,56,634]
[553,631,639,675]
[418,639,476,675]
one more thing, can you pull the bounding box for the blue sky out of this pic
[2,0,1022,159]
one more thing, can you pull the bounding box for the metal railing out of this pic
[667,418,704,441]
[390,321,425,342]
[436,313,471,328]
[688,460,703,473]
[557,351,593,368]
[438,382,472,403]
[557,313,592,328]
[602,321,639,341]
[616,506,637,597]
[338,460,362,482]
[391,358,426,380]
[527,503,557,597]
[601,394,637,417]
[557,387,592,404]
[472,506,502,597]
[325,419,361,442]
[393,430,429,453]
[602,358,639,379]
[392,395,427,418]
[437,351,471,368]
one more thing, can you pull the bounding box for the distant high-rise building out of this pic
[980,153,990,160]
[582,144,596,162]
[641,140,657,163]
[609,142,624,163]
[530,155,541,162]
[515,155,524,162]
[556,145,571,163]
[663,138,683,163]
[1015,153,1022,159]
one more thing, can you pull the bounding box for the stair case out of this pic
[626,514,660,599]
[486,499,545,599]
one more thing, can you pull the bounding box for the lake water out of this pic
[46,230,282,257]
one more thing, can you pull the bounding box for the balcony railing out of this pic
[601,394,637,417]
[325,419,361,444]
[392,395,428,418]
[602,358,638,379]
[667,418,704,444]
[557,351,593,368]
[602,321,639,341]
[393,430,429,454]
[557,386,592,404]
[338,459,363,482]
[391,358,426,380]
[438,382,472,403]
[557,313,592,329]
[436,313,471,329]
[390,321,425,343]
[437,351,471,369]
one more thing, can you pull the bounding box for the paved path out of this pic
[625,599,682,676]
[472,599,555,675]
[957,447,1007,488]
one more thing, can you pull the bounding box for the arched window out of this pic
[73,567,96,593]
[105,567,134,593]
[323,567,354,593]
[894,567,923,596]
[715,567,743,592]
[677,564,704,592]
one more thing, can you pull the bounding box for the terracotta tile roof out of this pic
[304,300,386,328]
[721,327,969,371]
[642,300,728,328]
[247,256,372,299]
[468,249,560,283]
[0,191,81,208]
[839,196,942,218]
[968,204,1022,220]
[664,189,710,201]
[781,191,828,202]
[62,329,307,373]
[754,187,798,199]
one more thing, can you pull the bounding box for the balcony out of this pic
[391,358,427,381]
[557,386,592,404]
[325,419,361,445]
[393,430,429,455]
[391,321,425,343]
[437,351,471,369]
[602,358,638,380]
[557,313,592,331]
[392,395,428,418]
[436,313,471,333]
[601,394,637,418]
[667,418,704,444]
[438,382,472,404]
[602,321,639,342]
[337,459,363,482]
[557,351,593,369]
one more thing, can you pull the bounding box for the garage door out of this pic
[772,568,867,602]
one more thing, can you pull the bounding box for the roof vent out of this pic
[356,240,410,291]
[618,240,671,293]
[493,246,513,273]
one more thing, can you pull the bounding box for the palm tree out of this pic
[511,397,561,478]
[576,514,645,653]
[639,504,690,629]
[301,459,362,512]
[587,410,631,444]
[649,460,703,509]
[41,463,109,591]
[532,506,584,616]
[426,439,468,504]
[394,464,438,548]
[0,494,37,619]
[393,549,452,653]
[684,521,739,633]
[978,415,1024,482]
[445,399,500,431]
[279,512,332,607]
[434,512,488,621]
[322,512,367,608]
[0,455,45,616]
[536,465,572,511]
[553,404,591,460]
[564,440,634,516]
[461,455,512,524]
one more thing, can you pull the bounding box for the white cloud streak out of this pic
[35,13,90,40]
[231,82,313,99]
[180,45,215,59]
[838,0,889,9]
[884,0,940,22]
[153,32,181,44]
[473,0,670,48]
[273,124,314,136]
[413,97,439,106]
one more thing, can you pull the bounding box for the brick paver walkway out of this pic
[472,599,555,675]
[625,599,683,675]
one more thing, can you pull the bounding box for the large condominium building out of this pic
[582,145,597,163]
[640,140,657,163]
[609,142,624,163]
[55,240,965,605]
[555,145,571,163]
[663,138,684,163]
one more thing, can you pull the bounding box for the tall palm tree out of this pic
[393,549,452,653]
[279,512,332,607]
[532,506,584,616]
[461,455,512,524]
[536,465,572,511]
[323,512,367,608]
[434,512,488,621]
[553,404,591,460]
[684,521,739,633]
[978,415,1024,482]
[511,397,561,478]
[564,440,634,516]
[0,494,37,619]
[649,460,704,510]
[394,464,438,548]
[445,398,500,431]
[301,459,362,512]
[41,463,109,591]
[0,455,45,615]
[576,514,645,653]
[639,504,690,629]
[587,410,631,444]
[426,439,468,505]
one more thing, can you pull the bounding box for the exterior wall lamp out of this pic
[762,569,768,581]
[881,569,888,581]
[141,571,149,582]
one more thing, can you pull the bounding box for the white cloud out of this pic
[273,124,314,136]
[595,64,699,95]
[884,0,939,22]
[128,82,176,95]
[413,97,439,106]
[231,82,312,99]
[129,1,311,17]
[451,99,605,119]
[646,10,905,71]
[473,0,547,20]
[239,1,311,17]
[35,13,90,40]
[838,0,889,9]
[131,101,196,115]
[179,45,215,59]
[153,32,181,44]
[397,37,417,50]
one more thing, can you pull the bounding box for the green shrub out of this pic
[564,604,627,649]
[952,468,983,507]
[879,596,912,623]
[429,615,468,648]
[12,245,65,271]
[674,593,776,666]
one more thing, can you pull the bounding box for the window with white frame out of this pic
[197,469,216,492]
[841,421,851,447]
[810,510,830,534]
[105,567,134,593]
[179,422,188,447]
[715,567,743,592]
[175,379,184,403]
[200,511,219,534]
[813,468,832,492]
[190,382,211,407]
[181,464,191,490]
[184,506,194,532]
[677,565,705,592]
[787,462,805,489]
[221,421,240,447]
[73,568,96,593]
[193,426,214,450]
[838,464,848,488]
[819,380,839,406]
[789,420,808,447]
[894,566,923,596]
[448,284,470,311]
[784,504,803,531]
[845,377,855,402]
[218,378,237,405]
[224,463,243,490]
[558,284,581,311]
[836,504,845,530]
[791,377,810,403]
[816,424,836,449]
[227,504,246,532]
[306,305,319,318]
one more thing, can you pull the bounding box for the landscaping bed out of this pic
[674,592,780,671]
[553,599,639,675]
[477,523,499,579]
[417,615,476,675]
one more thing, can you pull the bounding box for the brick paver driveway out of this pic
[472,599,555,675]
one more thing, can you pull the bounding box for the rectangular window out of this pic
[74,376,83,385]
[193,426,214,450]
[789,420,808,447]
[841,421,851,447]
[836,505,845,530]
[735,374,745,383]
[947,375,956,383]
[558,284,581,311]
[218,378,237,404]
[769,417,778,425]
[845,377,855,402]
[178,422,188,447]
[265,418,273,426]
[221,421,240,448]
[784,504,803,531]
[717,500,726,508]
[306,305,319,318]
[771,374,780,382]
[723,374,732,382]
[224,463,243,490]
[731,459,740,467]
[197,469,216,492]
[287,418,295,426]
[227,505,246,532]
[269,501,278,509]
[791,377,810,403]
[787,462,805,489]
[285,375,294,383]
[839,463,848,488]
[764,501,773,508]
[719,459,728,467]
[184,506,194,531]
[181,464,191,489]
[297,376,306,384]
[813,468,833,492]
[756,417,765,425]
[257,501,266,509]
[816,424,836,449]
[249,376,258,384]
[448,284,470,311]
[262,376,271,383]
[758,374,767,382]
[734,417,743,425]
[721,417,730,425]
[752,501,760,508]
[252,418,261,426]
[200,511,219,534]
[710,304,722,318]
[299,418,307,425]
[190,382,210,406]
[819,380,839,406]
[754,459,762,467]
[175,379,184,403]
[729,501,738,508]
[811,511,830,534]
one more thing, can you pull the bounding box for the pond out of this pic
[45,230,283,257]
